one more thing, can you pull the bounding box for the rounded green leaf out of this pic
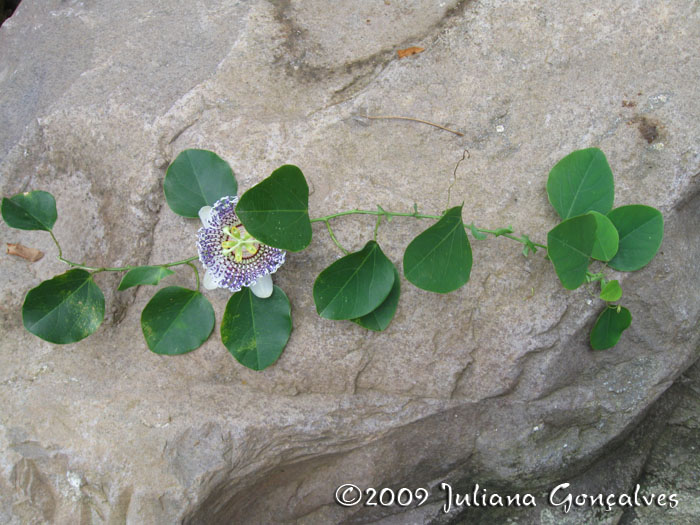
[141,286,215,355]
[547,148,614,220]
[588,211,619,262]
[163,149,238,218]
[546,214,597,290]
[403,206,472,294]
[606,205,663,272]
[2,190,57,231]
[313,240,395,320]
[590,306,632,350]
[221,286,292,370]
[599,280,622,302]
[236,165,312,252]
[351,265,400,332]
[22,269,105,344]
[117,266,175,291]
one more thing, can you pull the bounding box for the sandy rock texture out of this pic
[1,0,698,523]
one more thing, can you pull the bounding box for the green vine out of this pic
[1,147,664,369]
[311,208,547,253]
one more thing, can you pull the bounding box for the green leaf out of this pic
[2,190,57,231]
[22,269,104,344]
[606,205,663,271]
[117,266,175,291]
[588,211,619,261]
[236,164,312,252]
[468,223,487,240]
[351,265,401,331]
[599,280,622,302]
[377,205,392,222]
[221,286,292,370]
[590,306,632,350]
[141,286,215,355]
[492,226,514,236]
[547,148,614,220]
[163,149,238,218]
[403,206,472,293]
[521,235,538,257]
[546,214,597,290]
[313,240,395,320]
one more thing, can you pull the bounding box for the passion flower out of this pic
[196,196,285,298]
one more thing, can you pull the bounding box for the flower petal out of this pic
[250,274,273,298]
[198,206,213,227]
[202,269,218,290]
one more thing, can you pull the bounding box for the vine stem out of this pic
[56,255,200,273]
[323,220,349,254]
[310,209,547,251]
[373,213,381,242]
[186,261,201,291]
[49,231,199,273]
[585,270,608,286]
[49,230,63,258]
[48,206,545,272]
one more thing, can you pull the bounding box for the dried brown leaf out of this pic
[397,46,425,59]
[7,243,44,262]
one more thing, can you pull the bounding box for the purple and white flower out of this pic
[197,196,285,298]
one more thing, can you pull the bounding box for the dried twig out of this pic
[447,149,470,207]
[364,115,464,136]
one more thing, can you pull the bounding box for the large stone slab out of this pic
[1,0,698,523]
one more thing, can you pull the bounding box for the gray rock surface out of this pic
[448,361,700,525]
[620,361,700,525]
[1,0,698,523]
